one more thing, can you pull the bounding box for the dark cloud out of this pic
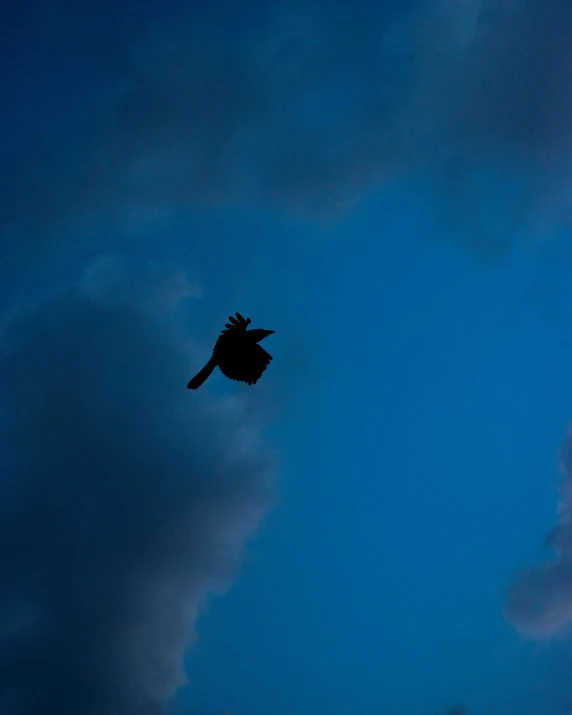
[2,0,572,263]
[0,256,273,714]
[506,426,572,638]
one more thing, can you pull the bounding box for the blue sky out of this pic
[181,191,572,715]
[2,1,572,714]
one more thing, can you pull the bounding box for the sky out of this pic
[2,0,572,714]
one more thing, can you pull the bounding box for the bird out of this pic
[187,312,275,389]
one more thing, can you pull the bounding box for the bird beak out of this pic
[252,329,275,342]
[258,330,275,340]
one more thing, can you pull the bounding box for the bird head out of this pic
[247,328,275,343]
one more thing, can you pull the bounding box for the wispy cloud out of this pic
[2,0,572,264]
[506,426,572,639]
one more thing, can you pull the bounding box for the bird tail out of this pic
[187,357,217,389]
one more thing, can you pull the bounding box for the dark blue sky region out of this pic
[2,1,572,714]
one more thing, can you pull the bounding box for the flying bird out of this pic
[187,312,275,389]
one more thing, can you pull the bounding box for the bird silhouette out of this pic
[187,312,275,389]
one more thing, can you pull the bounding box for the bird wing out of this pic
[221,312,251,334]
[218,344,273,385]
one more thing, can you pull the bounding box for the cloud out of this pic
[0,256,273,714]
[506,426,572,639]
[3,0,572,264]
